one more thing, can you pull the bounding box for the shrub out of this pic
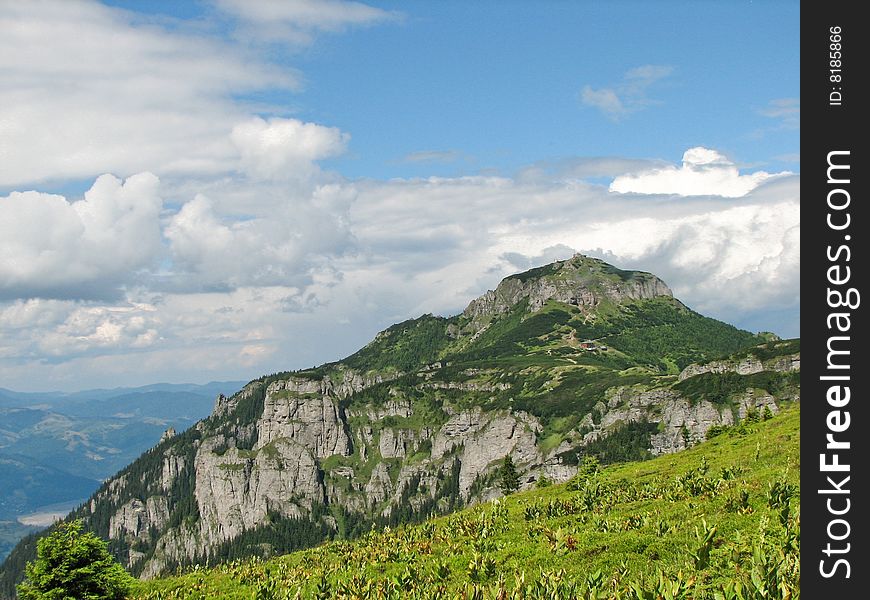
[536,476,553,489]
[17,520,133,600]
[566,455,601,491]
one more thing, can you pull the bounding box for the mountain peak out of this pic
[463,254,672,321]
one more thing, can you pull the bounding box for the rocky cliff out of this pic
[461,255,672,333]
[0,256,800,588]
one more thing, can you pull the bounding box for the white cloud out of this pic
[230,117,349,180]
[0,173,163,299]
[343,167,799,325]
[402,150,462,164]
[609,147,790,197]
[164,185,355,290]
[580,87,625,118]
[0,0,295,187]
[758,98,799,129]
[581,65,673,120]
[0,157,800,390]
[213,0,399,43]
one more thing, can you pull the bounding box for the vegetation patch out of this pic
[560,420,659,465]
[342,315,454,373]
[674,370,800,406]
[129,407,800,599]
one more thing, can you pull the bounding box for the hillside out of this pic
[0,383,243,562]
[0,255,799,595]
[129,405,800,599]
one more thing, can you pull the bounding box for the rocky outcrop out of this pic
[431,408,543,495]
[212,382,259,417]
[463,254,672,323]
[678,353,800,381]
[378,427,432,459]
[421,381,511,393]
[364,462,393,506]
[159,427,176,444]
[194,437,322,544]
[160,450,187,492]
[256,381,351,458]
[109,497,169,540]
[346,397,413,421]
[571,374,795,458]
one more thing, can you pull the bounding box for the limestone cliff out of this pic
[463,254,672,325]
[1,255,799,587]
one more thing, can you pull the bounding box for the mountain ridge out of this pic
[0,382,245,565]
[0,255,799,595]
[127,405,801,598]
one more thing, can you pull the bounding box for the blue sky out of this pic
[96,0,799,181]
[0,1,799,390]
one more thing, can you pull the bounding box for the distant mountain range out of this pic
[0,381,245,562]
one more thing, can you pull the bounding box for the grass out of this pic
[129,405,800,599]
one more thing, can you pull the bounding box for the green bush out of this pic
[17,520,132,600]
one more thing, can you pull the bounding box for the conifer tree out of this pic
[17,520,132,600]
[498,455,520,494]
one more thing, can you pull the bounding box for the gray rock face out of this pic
[364,462,393,506]
[378,427,431,459]
[109,497,169,541]
[346,397,413,421]
[678,353,800,381]
[160,450,187,492]
[735,390,779,419]
[457,410,541,496]
[194,437,322,544]
[256,381,352,458]
[574,368,797,458]
[139,526,207,580]
[430,408,543,496]
[581,386,731,454]
[463,255,672,325]
[212,382,259,417]
[159,427,177,444]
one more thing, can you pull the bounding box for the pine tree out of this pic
[498,455,520,495]
[17,520,132,600]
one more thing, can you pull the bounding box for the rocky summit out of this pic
[0,255,800,591]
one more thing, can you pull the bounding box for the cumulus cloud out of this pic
[230,117,349,180]
[0,156,800,390]
[0,0,295,187]
[36,303,161,357]
[0,287,293,385]
[609,147,790,197]
[0,173,163,300]
[581,65,673,120]
[164,186,355,290]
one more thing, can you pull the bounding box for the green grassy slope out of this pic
[130,405,800,599]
